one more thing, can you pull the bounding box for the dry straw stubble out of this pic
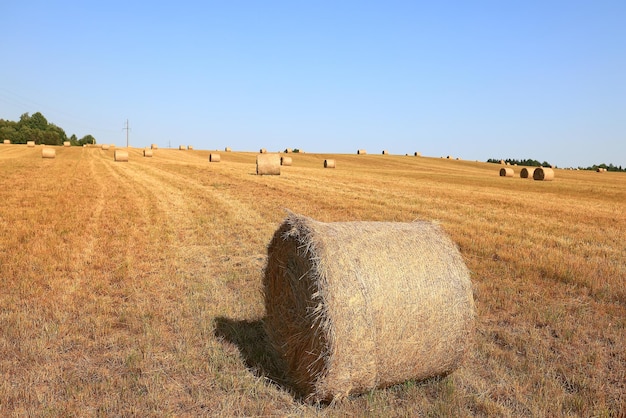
[256,153,280,175]
[263,212,475,402]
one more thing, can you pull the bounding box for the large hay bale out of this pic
[281,156,293,166]
[27,141,35,147]
[533,167,554,181]
[324,159,335,168]
[151,144,158,149]
[41,148,56,159]
[256,153,280,175]
[357,149,367,155]
[101,144,110,150]
[209,153,221,162]
[143,149,153,157]
[114,150,129,162]
[264,213,475,402]
[3,140,10,144]
[520,167,535,178]
[499,167,514,177]
[63,141,70,147]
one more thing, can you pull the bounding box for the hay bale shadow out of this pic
[213,317,290,391]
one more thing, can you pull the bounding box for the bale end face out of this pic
[264,213,475,402]
[533,167,554,181]
[499,167,514,177]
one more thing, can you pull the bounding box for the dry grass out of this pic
[0,146,624,416]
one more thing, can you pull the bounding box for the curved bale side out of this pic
[520,167,535,179]
[41,148,56,159]
[533,167,554,181]
[27,141,35,147]
[3,140,11,144]
[499,167,514,177]
[357,149,367,155]
[114,150,129,162]
[256,153,280,175]
[263,213,475,402]
[63,141,70,147]
[281,156,292,166]
[143,149,153,157]
[324,159,335,168]
[209,153,221,162]
[225,147,232,152]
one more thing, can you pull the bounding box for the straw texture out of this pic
[256,153,280,175]
[209,153,221,162]
[499,168,514,177]
[324,159,336,168]
[41,148,56,158]
[281,156,292,166]
[263,213,475,402]
[520,168,535,179]
[533,167,554,181]
[114,150,129,162]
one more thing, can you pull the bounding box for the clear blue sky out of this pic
[1,1,625,168]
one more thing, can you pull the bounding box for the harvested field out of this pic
[0,147,623,416]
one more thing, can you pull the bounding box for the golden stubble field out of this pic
[0,144,624,416]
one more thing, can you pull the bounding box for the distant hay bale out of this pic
[256,153,280,175]
[500,160,505,165]
[382,150,388,155]
[63,141,70,147]
[114,150,129,162]
[264,212,475,402]
[260,148,267,154]
[281,156,292,166]
[285,148,293,153]
[101,144,110,150]
[151,144,158,149]
[499,167,514,177]
[414,152,421,157]
[27,141,35,147]
[324,159,336,168]
[3,140,10,144]
[209,153,221,162]
[225,147,232,152]
[533,167,554,181]
[179,145,187,150]
[520,167,535,178]
[447,155,452,159]
[143,149,153,157]
[357,149,367,155]
[188,145,194,150]
[41,148,56,159]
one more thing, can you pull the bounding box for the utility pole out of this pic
[123,119,130,147]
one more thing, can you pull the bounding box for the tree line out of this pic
[0,112,96,146]
[487,158,624,172]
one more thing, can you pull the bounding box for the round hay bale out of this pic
[3,140,11,144]
[281,156,292,166]
[260,148,267,154]
[256,153,280,175]
[324,159,336,168]
[285,148,293,153]
[101,144,110,150]
[382,150,388,155]
[209,153,221,162]
[499,167,514,177]
[357,149,367,155]
[179,145,186,150]
[151,144,158,149]
[188,145,194,150]
[41,148,56,159]
[63,141,70,147]
[533,167,554,181]
[499,160,505,165]
[414,152,421,157]
[264,213,475,402]
[225,147,232,152]
[143,149,153,157]
[27,141,35,147]
[114,150,129,162]
[520,167,535,178]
